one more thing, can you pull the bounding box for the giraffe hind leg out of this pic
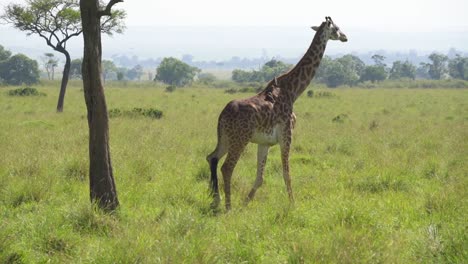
[206,142,227,209]
[221,142,247,211]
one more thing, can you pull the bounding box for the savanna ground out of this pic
[0,82,467,263]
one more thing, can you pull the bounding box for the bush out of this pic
[224,88,238,94]
[165,85,176,93]
[8,87,45,96]
[109,107,163,119]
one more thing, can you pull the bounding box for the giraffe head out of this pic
[311,16,348,42]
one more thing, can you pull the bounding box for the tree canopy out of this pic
[0,53,40,85]
[155,57,200,86]
[1,0,125,111]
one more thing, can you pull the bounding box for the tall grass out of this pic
[0,84,466,263]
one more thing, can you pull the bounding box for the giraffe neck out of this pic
[278,24,329,102]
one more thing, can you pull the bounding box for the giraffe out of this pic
[207,17,348,210]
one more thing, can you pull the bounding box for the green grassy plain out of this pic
[0,83,467,263]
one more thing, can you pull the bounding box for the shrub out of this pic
[225,88,238,94]
[8,87,45,96]
[165,85,176,93]
[109,107,163,119]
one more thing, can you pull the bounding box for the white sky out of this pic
[120,0,468,30]
[0,0,467,61]
[1,0,467,30]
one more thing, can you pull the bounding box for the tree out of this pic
[423,53,448,80]
[102,59,117,82]
[261,59,292,81]
[232,69,252,83]
[2,0,125,112]
[320,55,363,87]
[360,65,387,82]
[80,0,122,211]
[198,72,217,84]
[155,57,200,86]
[337,54,365,78]
[126,64,143,80]
[0,53,40,85]
[371,54,386,67]
[70,58,82,79]
[315,55,333,83]
[390,60,416,80]
[42,53,58,80]
[0,45,12,61]
[448,54,468,80]
[322,60,348,87]
[116,67,126,81]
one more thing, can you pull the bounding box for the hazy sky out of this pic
[122,0,467,30]
[0,0,467,61]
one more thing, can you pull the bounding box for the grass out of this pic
[0,83,467,263]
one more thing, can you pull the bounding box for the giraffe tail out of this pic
[209,156,219,196]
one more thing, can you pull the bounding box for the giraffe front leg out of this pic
[280,123,294,203]
[245,144,270,205]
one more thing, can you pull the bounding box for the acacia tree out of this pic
[42,53,58,80]
[80,0,122,211]
[2,0,125,112]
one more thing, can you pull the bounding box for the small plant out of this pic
[315,91,335,97]
[369,120,379,130]
[108,108,122,118]
[332,113,348,123]
[239,87,256,93]
[109,107,163,119]
[165,85,176,93]
[224,88,238,94]
[134,107,163,119]
[307,90,314,97]
[8,87,45,96]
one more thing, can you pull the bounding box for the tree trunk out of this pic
[80,0,119,211]
[56,49,71,112]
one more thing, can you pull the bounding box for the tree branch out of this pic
[98,0,123,17]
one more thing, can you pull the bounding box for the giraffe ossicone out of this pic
[206,17,348,211]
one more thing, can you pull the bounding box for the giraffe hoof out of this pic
[210,195,221,209]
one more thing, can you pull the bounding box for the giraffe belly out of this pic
[250,126,280,146]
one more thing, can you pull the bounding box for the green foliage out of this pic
[422,53,449,80]
[8,87,45,96]
[306,90,337,98]
[155,57,200,86]
[318,55,363,87]
[390,60,416,80]
[0,45,12,61]
[165,85,176,92]
[197,72,217,85]
[109,107,163,119]
[0,53,39,85]
[126,65,143,81]
[69,58,82,79]
[102,60,117,81]
[232,59,292,83]
[41,52,58,80]
[261,59,292,81]
[448,54,468,80]
[360,65,387,83]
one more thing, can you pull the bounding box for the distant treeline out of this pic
[109,48,467,70]
[230,53,468,88]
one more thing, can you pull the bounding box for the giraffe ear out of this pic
[311,26,319,31]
